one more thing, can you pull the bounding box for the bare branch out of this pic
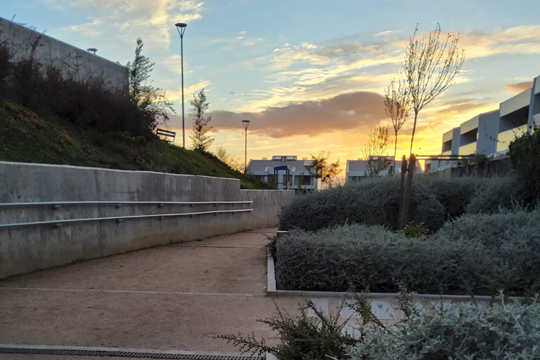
[402,23,465,155]
[384,78,410,160]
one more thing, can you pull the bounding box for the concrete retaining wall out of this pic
[0,17,128,93]
[0,161,295,279]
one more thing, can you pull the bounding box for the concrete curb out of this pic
[267,231,517,301]
[266,249,276,295]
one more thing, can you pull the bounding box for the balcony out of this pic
[459,142,477,156]
[496,125,528,152]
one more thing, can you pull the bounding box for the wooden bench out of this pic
[156,128,176,143]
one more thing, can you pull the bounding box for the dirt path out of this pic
[0,229,304,358]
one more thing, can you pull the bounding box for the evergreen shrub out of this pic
[279,175,527,231]
[275,207,540,295]
[349,293,540,360]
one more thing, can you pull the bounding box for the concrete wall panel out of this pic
[0,17,128,93]
[0,162,295,278]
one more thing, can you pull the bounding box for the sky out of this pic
[3,0,540,169]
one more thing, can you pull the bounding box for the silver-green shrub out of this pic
[465,175,529,214]
[279,177,401,232]
[279,175,527,232]
[275,207,540,295]
[349,294,540,359]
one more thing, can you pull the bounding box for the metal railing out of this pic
[0,200,253,230]
[0,200,252,208]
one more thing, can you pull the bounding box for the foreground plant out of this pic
[217,300,357,360]
[348,291,540,359]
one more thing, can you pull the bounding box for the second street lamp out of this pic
[242,120,250,174]
[175,22,187,148]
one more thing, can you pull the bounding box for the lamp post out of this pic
[242,120,250,173]
[175,22,187,148]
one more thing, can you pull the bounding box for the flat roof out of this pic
[500,88,531,117]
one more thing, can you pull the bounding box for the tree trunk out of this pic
[394,132,398,160]
[409,111,419,155]
[393,132,398,175]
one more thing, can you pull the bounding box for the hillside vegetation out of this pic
[0,33,268,188]
[0,101,268,188]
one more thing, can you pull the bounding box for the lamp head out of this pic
[242,120,250,130]
[175,23,187,36]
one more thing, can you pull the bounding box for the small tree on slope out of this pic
[189,88,214,151]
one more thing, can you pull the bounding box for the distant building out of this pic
[427,74,540,172]
[346,157,415,182]
[246,155,317,191]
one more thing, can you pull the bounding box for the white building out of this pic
[246,156,318,191]
[346,157,412,182]
[427,74,540,172]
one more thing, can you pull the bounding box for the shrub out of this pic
[221,291,540,360]
[465,175,529,214]
[275,207,540,295]
[349,293,540,360]
[279,175,527,232]
[218,300,357,360]
[0,33,164,139]
[402,222,429,238]
[509,123,540,201]
[427,176,485,218]
[279,177,401,232]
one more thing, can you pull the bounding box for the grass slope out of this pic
[0,101,268,189]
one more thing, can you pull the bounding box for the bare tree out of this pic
[384,79,410,160]
[403,23,465,155]
[216,144,242,172]
[308,151,342,189]
[361,125,392,176]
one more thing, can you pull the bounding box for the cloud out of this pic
[203,31,264,49]
[462,24,540,59]
[374,29,403,37]
[167,81,211,101]
[504,81,533,94]
[194,91,386,138]
[54,0,204,49]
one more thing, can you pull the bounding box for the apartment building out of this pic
[344,157,422,182]
[246,156,318,191]
[427,74,540,172]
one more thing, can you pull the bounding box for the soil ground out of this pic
[0,229,303,359]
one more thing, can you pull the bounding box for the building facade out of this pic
[427,74,540,172]
[344,157,424,182]
[246,156,318,191]
[346,157,404,182]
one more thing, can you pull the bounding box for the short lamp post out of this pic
[175,22,187,148]
[242,120,251,174]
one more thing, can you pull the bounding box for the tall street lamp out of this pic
[175,22,187,148]
[242,120,251,174]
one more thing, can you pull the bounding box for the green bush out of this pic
[349,293,540,359]
[427,176,485,217]
[465,175,529,214]
[279,177,401,232]
[279,175,527,232]
[275,207,540,295]
[218,300,357,360]
[402,222,429,238]
[509,124,540,201]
